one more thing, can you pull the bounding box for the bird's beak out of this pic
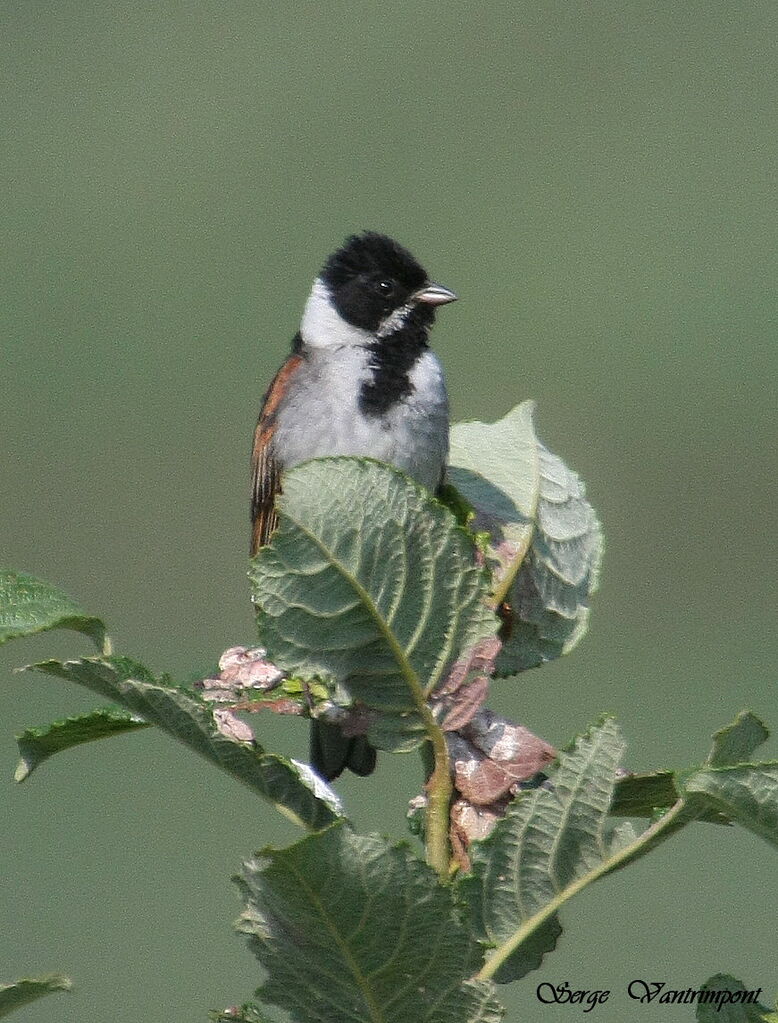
[413,282,458,306]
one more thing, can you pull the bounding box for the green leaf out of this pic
[15,707,149,782]
[696,975,777,1022]
[460,719,626,982]
[29,656,342,831]
[0,570,105,649]
[611,771,729,825]
[611,770,680,816]
[0,975,72,1017]
[250,458,497,750]
[678,713,778,850]
[459,715,778,988]
[612,714,773,825]
[707,711,770,767]
[684,764,778,850]
[235,823,504,1023]
[448,402,602,673]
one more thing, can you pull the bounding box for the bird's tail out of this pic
[309,719,376,781]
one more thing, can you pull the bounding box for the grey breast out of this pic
[272,348,449,491]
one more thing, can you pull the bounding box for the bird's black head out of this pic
[320,231,454,334]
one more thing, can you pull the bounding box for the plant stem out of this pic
[276,505,455,876]
[422,713,453,877]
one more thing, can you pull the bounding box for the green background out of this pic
[2,2,776,1020]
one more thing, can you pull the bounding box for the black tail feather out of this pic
[309,720,377,781]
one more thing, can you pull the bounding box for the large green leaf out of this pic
[0,570,105,649]
[459,719,632,982]
[448,402,602,673]
[15,707,149,782]
[250,458,497,750]
[29,657,341,831]
[235,823,503,1023]
[0,975,72,1018]
[453,713,778,988]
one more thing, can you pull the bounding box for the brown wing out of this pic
[250,353,305,556]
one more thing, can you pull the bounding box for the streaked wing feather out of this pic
[250,352,305,556]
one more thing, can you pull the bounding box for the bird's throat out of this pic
[358,321,429,418]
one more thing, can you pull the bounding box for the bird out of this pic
[250,231,457,780]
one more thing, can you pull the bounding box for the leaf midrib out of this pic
[285,858,385,1023]
[277,507,427,708]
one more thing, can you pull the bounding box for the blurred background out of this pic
[2,2,776,1020]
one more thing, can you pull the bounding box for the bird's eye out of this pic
[376,279,395,295]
